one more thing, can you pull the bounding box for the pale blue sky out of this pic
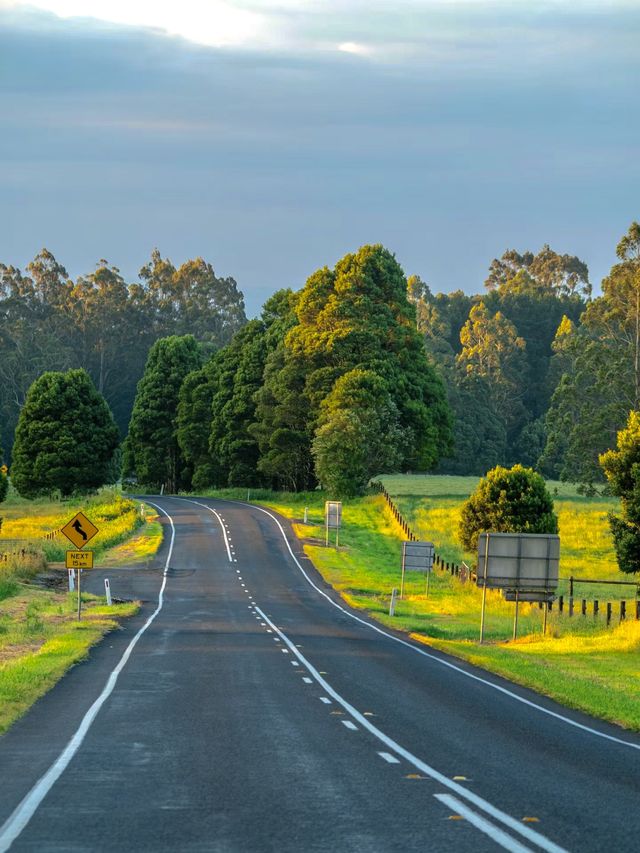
[1,1,638,314]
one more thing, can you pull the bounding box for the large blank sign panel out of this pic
[476,532,560,591]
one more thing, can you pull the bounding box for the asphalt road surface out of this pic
[1,496,639,852]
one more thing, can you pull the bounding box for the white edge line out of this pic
[0,500,176,853]
[233,501,640,754]
[255,604,567,853]
[434,794,535,853]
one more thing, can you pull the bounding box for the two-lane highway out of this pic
[1,497,639,852]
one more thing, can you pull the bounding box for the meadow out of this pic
[0,487,161,733]
[199,478,640,729]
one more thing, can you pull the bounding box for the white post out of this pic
[303,507,308,524]
[160,484,164,495]
[104,578,112,606]
[140,503,145,519]
[68,569,75,592]
[389,587,398,616]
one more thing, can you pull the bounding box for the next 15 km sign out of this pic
[60,511,99,619]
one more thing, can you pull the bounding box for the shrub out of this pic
[600,410,640,574]
[459,464,558,552]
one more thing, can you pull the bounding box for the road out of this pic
[0,496,639,852]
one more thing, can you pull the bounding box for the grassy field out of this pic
[379,474,630,601]
[0,488,162,734]
[199,481,640,730]
[0,487,147,563]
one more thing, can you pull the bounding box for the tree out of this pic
[126,336,201,492]
[0,443,7,504]
[541,223,640,482]
[10,369,119,498]
[459,464,558,552]
[312,370,406,496]
[281,245,452,480]
[456,302,527,436]
[484,245,591,298]
[600,410,640,574]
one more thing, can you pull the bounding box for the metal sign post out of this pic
[477,532,560,643]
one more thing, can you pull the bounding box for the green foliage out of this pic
[0,248,247,458]
[286,244,453,476]
[312,370,405,497]
[437,376,507,476]
[600,410,640,573]
[126,335,202,492]
[10,369,119,499]
[0,472,7,504]
[458,464,558,552]
[541,223,640,483]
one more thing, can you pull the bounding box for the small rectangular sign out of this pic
[325,501,342,529]
[476,532,559,592]
[65,550,94,570]
[403,541,435,572]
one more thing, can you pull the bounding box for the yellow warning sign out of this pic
[0,465,7,475]
[65,550,94,569]
[61,512,99,549]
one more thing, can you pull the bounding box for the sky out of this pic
[1,1,638,316]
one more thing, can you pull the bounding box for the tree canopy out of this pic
[125,335,202,492]
[11,369,119,498]
[459,465,558,553]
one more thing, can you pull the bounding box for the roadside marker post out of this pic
[60,512,99,621]
[104,578,112,606]
[389,587,398,616]
[68,570,75,592]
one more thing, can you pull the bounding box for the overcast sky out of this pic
[1,1,638,315]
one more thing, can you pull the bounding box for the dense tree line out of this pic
[127,245,453,496]
[5,225,640,501]
[0,248,247,457]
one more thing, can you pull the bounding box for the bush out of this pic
[0,472,7,504]
[459,464,558,552]
[600,410,640,574]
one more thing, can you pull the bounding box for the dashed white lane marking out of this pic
[342,720,358,731]
[243,501,640,756]
[302,677,313,684]
[290,660,300,666]
[0,500,177,853]
[281,649,289,654]
[320,697,332,705]
[379,752,401,764]
[181,498,568,853]
[434,795,534,853]
[254,605,566,853]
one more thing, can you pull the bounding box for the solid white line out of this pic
[243,502,640,754]
[434,794,534,853]
[342,720,358,731]
[379,752,401,764]
[188,500,232,562]
[255,606,567,853]
[0,500,176,853]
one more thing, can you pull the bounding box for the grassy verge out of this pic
[0,586,138,734]
[0,489,162,734]
[198,485,640,730]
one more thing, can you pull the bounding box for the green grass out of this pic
[0,586,138,734]
[0,486,145,564]
[379,474,633,602]
[195,480,640,730]
[0,488,161,734]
